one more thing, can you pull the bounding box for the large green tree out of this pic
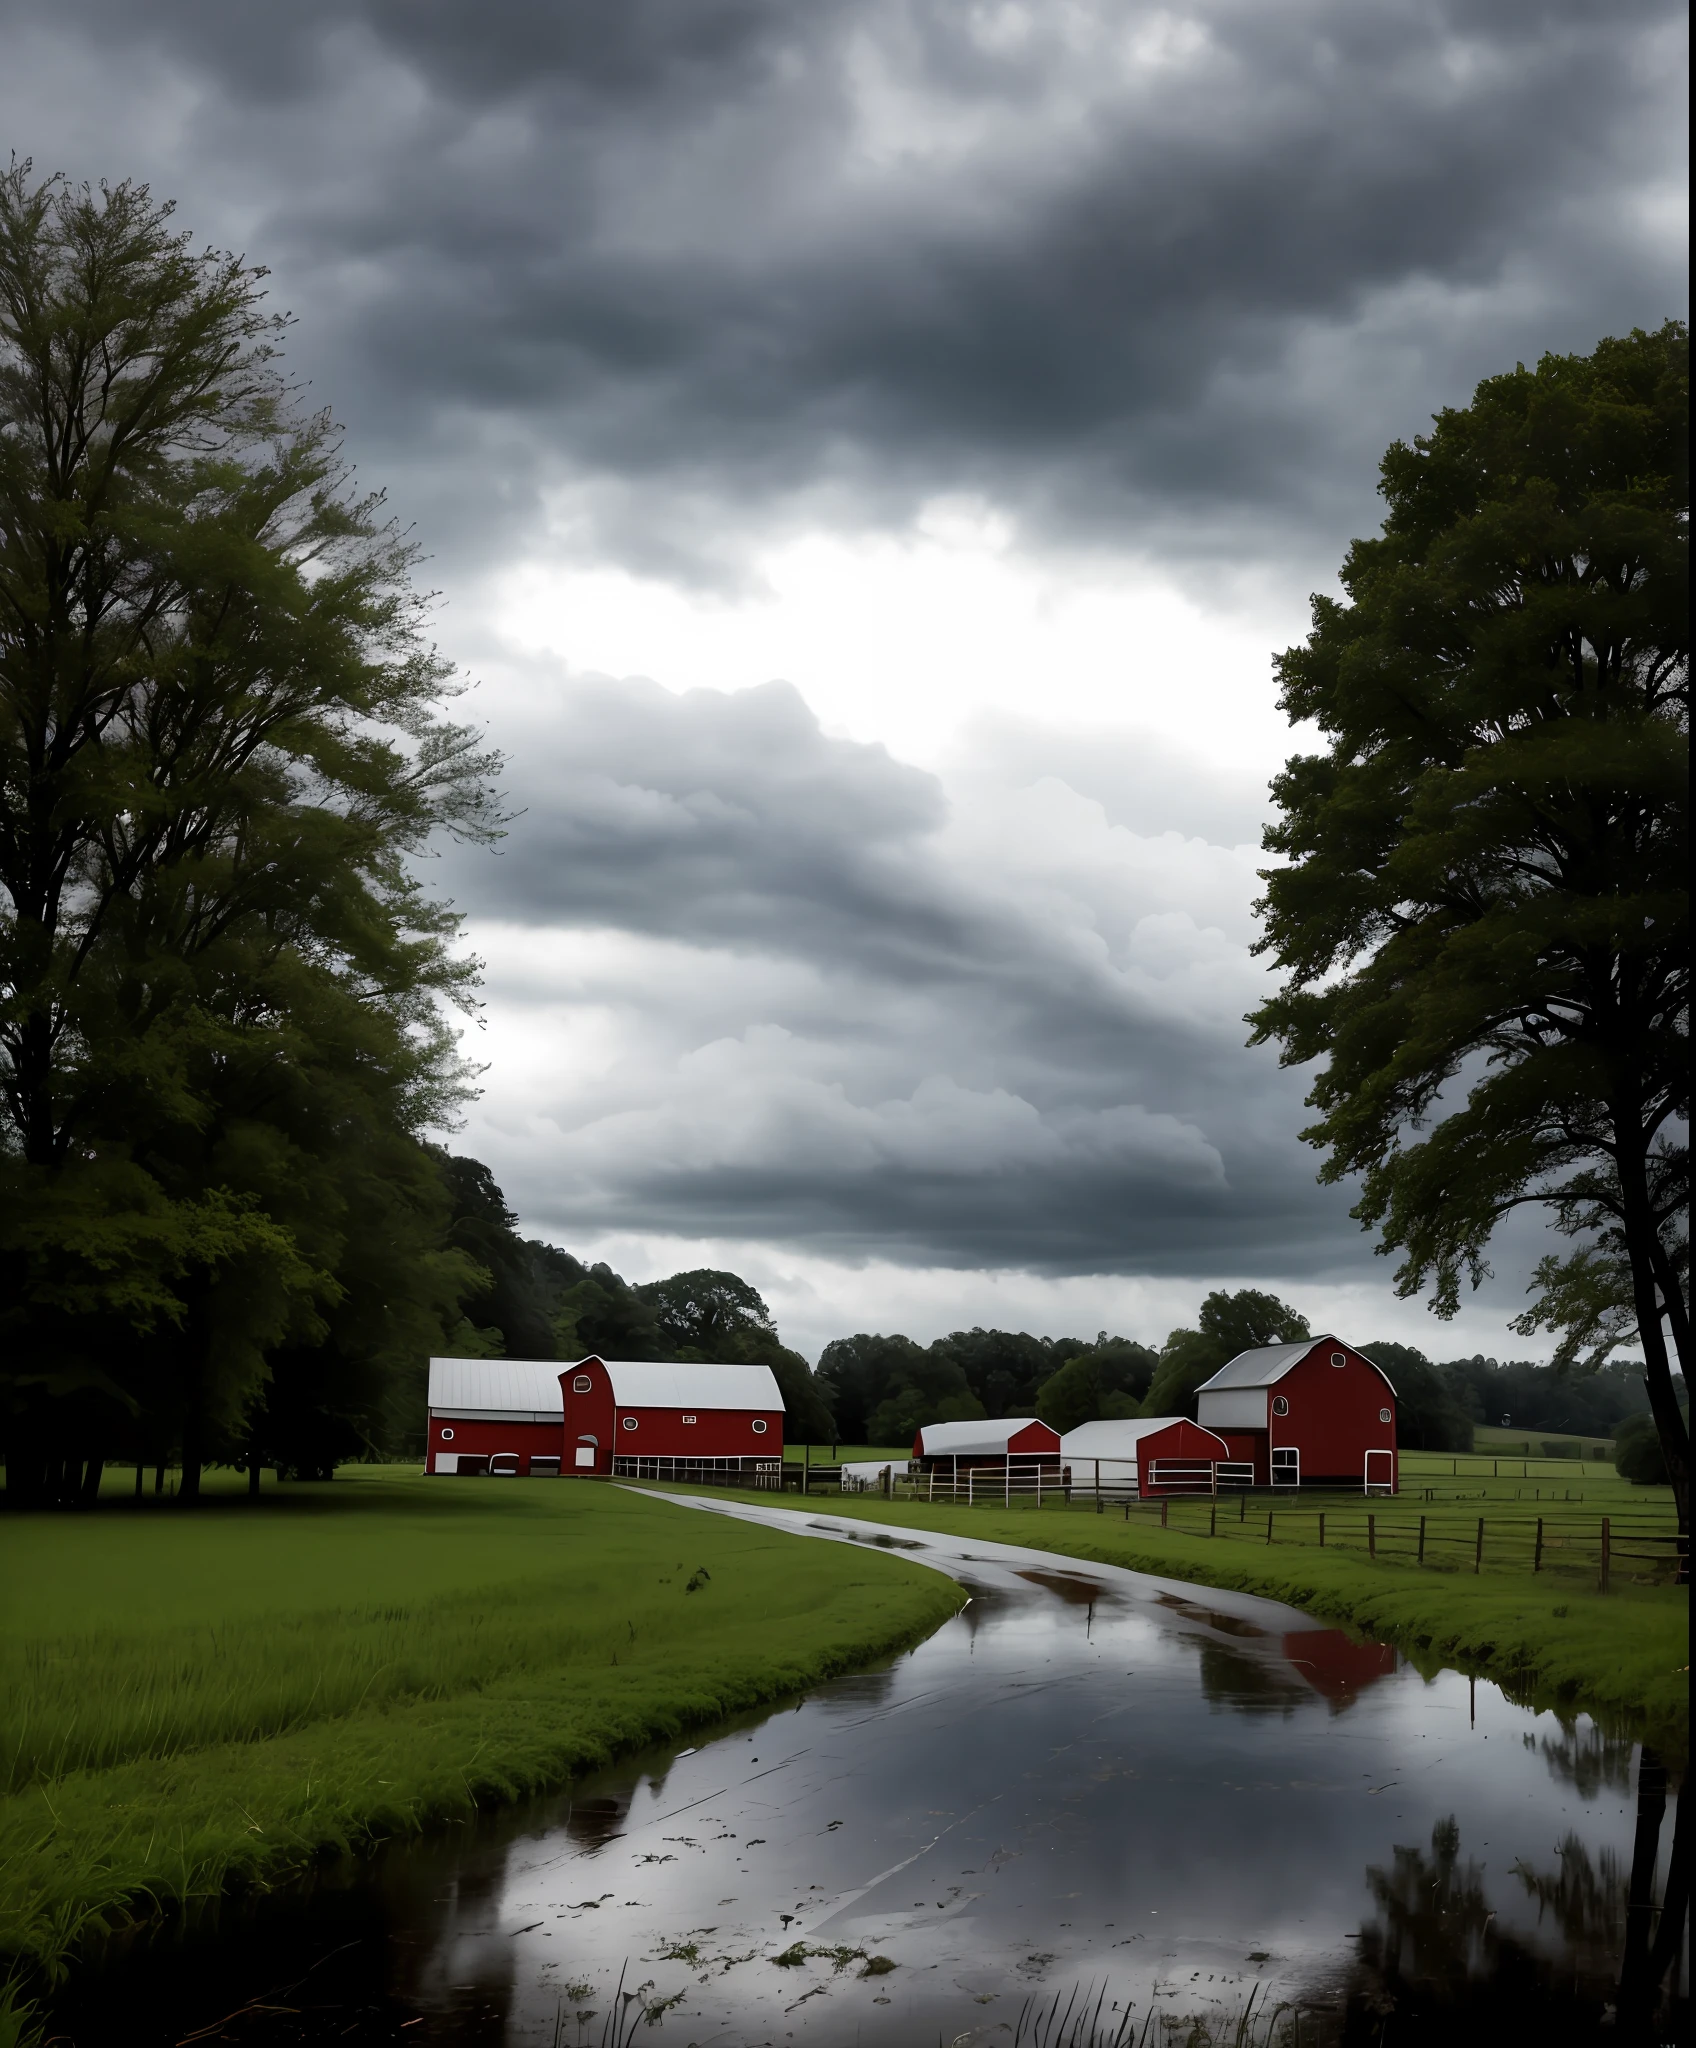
[0,168,499,1497]
[1033,1339,1158,1433]
[1142,1290,1310,1419]
[1250,324,1689,1528]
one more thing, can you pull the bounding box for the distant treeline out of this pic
[441,1159,1665,1458]
[3,1145,1668,1504]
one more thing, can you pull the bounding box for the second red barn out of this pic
[561,1357,785,1483]
[1196,1336,1398,1491]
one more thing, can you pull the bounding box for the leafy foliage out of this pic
[1143,1290,1310,1419]
[1034,1340,1157,1433]
[1249,323,1689,1519]
[1356,1341,1474,1452]
[0,167,501,1496]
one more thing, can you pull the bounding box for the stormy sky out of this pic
[6,0,1685,1356]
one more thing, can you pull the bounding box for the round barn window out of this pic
[1271,1396,1289,1417]
[439,1427,455,1442]
[1331,1352,1346,1367]
[751,1419,768,1435]
[1379,1407,1393,1424]
[572,1375,592,1393]
[621,1415,638,1431]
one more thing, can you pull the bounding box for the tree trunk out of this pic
[179,1375,204,1504]
[78,1457,103,1509]
[247,1449,262,1498]
[1618,1141,1691,1540]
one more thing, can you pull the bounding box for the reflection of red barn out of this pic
[562,1358,784,1480]
[425,1356,784,1480]
[1281,1629,1398,1707]
[912,1418,1062,1480]
[1196,1336,1398,1491]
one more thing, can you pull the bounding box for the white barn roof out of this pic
[428,1358,566,1418]
[914,1417,1054,1457]
[427,1357,784,1417]
[1196,1338,1327,1392]
[597,1361,783,1411]
[1059,1417,1217,1458]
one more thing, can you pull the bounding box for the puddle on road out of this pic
[46,1502,1687,2045]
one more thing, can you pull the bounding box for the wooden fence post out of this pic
[1600,1517,1611,1594]
[1239,1494,1247,1523]
[1209,1501,1217,1538]
[1474,1517,1485,1574]
[1161,1497,1169,1529]
[1533,1517,1543,1574]
[1368,1513,1376,1560]
[1318,1512,1325,1549]
[1417,1514,1426,1567]
[1266,1510,1274,1545]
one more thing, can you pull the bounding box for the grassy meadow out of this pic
[648,1447,1689,1749]
[0,1469,962,1985]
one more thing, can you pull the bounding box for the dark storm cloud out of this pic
[451,674,1356,1274]
[3,0,1683,574]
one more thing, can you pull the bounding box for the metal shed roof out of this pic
[1195,1338,1330,1393]
[428,1358,566,1416]
[427,1357,784,1416]
[595,1361,783,1411]
[914,1418,1056,1456]
[1059,1417,1224,1458]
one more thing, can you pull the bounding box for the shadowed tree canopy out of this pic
[1356,1340,1474,1453]
[1143,1290,1310,1419]
[435,1152,554,1359]
[0,167,501,1501]
[638,1269,774,1353]
[1034,1338,1159,1434]
[1249,323,1689,1530]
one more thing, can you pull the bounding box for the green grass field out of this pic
[1468,1424,1616,1458]
[0,1471,961,1986]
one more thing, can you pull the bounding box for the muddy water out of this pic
[49,1498,1686,2045]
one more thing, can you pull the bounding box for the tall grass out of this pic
[0,1476,962,1983]
[3,1577,762,1794]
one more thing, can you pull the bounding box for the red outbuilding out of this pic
[425,1355,785,1482]
[426,1358,570,1476]
[911,1417,1062,1480]
[1058,1416,1237,1496]
[561,1358,785,1482]
[1195,1336,1398,1491]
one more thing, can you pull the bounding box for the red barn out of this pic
[426,1359,569,1476]
[561,1357,785,1482]
[1196,1336,1398,1491]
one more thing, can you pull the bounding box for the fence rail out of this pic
[798,1467,1686,1589]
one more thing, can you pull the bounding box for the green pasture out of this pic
[1468,1425,1615,1459]
[0,1470,961,1985]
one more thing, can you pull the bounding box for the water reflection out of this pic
[1343,1750,1689,2043]
[43,1508,1687,2046]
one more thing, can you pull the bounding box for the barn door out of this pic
[575,1434,599,1471]
[1271,1447,1300,1487]
[1363,1449,1394,1496]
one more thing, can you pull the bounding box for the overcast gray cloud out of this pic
[448,672,1349,1272]
[2,0,1683,580]
[3,1,1683,1328]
